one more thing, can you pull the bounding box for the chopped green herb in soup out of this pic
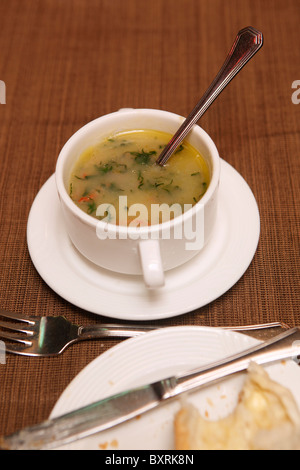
[69,130,210,226]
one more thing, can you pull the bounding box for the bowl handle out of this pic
[138,239,165,289]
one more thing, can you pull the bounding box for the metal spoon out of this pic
[156,26,263,166]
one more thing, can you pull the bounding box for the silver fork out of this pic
[0,309,291,357]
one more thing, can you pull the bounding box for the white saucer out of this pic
[27,159,260,321]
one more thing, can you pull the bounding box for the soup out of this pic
[69,129,210,226]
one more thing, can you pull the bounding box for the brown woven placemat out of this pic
[0,0,299,436]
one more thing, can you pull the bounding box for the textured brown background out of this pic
[0,0,299,439]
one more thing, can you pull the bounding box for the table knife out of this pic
[1,327,300,450]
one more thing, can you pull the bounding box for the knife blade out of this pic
[1,327,300,450]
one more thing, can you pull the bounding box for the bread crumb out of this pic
[110,439,118,448]
[206,397,214,407]
[98,441,108,449]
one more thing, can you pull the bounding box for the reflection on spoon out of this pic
[156,26,263,166]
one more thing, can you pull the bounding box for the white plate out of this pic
[27,159,260,321]
[50,326,300,450]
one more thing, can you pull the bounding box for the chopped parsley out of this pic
[130,149,157,165]
[87,201,97,214]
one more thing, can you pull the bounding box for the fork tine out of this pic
[0,329,32,345]
[0,320,34,335]
[4,342,33,355]
[0,309,36,324]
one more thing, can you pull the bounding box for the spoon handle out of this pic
[156,26,263,166]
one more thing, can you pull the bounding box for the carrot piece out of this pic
[78,191,97,203]
[78,196,91,203]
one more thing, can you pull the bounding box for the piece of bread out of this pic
[174,362,300,450]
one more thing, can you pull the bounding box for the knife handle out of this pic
[173,327,300,395]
